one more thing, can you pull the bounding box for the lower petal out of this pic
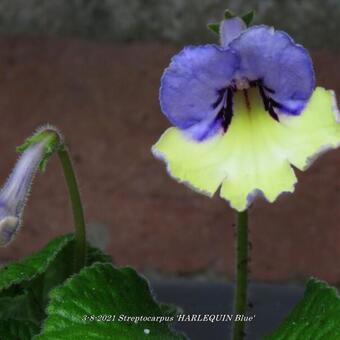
[279,87,340,170]
[218,89,298,211]
[152,87,340,211]
[152,128,228,196]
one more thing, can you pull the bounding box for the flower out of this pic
[152,17,340,211]
[0,127,61,245]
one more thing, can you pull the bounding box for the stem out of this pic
[58,146,86,272]
[232,209,249,340]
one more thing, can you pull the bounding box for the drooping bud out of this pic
[0,126,62,246]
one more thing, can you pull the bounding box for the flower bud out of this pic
[0,127,61,246]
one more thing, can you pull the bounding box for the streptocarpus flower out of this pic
[0,127,61,245]
[152,17,340,211]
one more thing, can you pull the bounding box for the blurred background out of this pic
[0,0,339,285]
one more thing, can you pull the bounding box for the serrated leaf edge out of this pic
[0,235,73,292]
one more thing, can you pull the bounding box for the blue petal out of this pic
[220,17,247,47]
[230,26,315,115]
[160,45,239,140]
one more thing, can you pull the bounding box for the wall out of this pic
[0,0,338,49]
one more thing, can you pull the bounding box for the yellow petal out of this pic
[280,88,340,170]
[152,87,340,211]
[152,127,229,196]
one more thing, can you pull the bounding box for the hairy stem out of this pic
[232,209,249,340]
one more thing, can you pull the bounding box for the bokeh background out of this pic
[0,0,339,284]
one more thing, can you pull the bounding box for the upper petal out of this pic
[230,25,315,115]
[160,45,239,140]
[220,17,247,47]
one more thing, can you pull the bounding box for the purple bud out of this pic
[0,142,45,245]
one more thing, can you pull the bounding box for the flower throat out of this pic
[217,80,280,132]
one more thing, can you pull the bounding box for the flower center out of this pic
[217,79,279,132]
[234,78,250,91]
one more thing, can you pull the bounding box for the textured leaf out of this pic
[266,278,340,339]
[86,245,112,265]
[0,234,110,298]
[0,293,43,323]
[35,263,186,339]
[0,234,73,294]
[0,234,111,338]
[0,319,39,340]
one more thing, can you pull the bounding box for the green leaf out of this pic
[0,234,73,294]
[0,234,110,298]
[0,235,74,338]
[0,234,111,338]
[266,278,340,339]
[35,263,186,339]
[0,319,39,340]
[241,10,255,27]
[207,22,220,35]
[86,245,112,265]
[0,293,43,322]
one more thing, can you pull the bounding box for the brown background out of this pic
[0,37,339,283]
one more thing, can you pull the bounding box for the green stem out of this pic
[232,209,249,340]
[58,146,86,272]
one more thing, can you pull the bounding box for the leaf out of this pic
[0,234,73,294]
[0,234,111,338]
[0,234,110,298]
[0,293,42,322]
[241,10,255,27]
[0,235,74,338]
[266,278,340,339]
[0,319,39,340]
[86,245,112,265]
[207,22,220,35]
[35,263,186,339]
[27,238,112,309]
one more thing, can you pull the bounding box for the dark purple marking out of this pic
[212,87,227,109]
[210,79,282,137]
[216,88,234,132]
[243,90,251,111]
[258,85,279,121]
[263,85,275,94]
